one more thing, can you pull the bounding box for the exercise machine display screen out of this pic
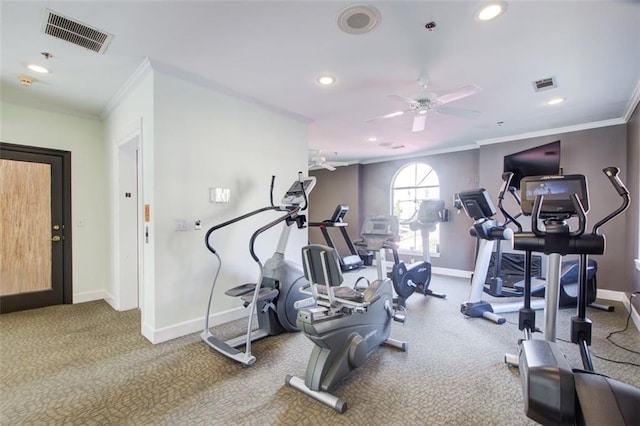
[520,174,588,216]
[361,216,399,240]
[457,189,496,221]
[282,177,316,205]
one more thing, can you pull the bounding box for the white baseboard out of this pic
[73,290,105,304]
[143,306,249,344]
[596,289,628,303]
[432,267,473,279]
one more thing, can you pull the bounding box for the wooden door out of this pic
[0,143,71,313]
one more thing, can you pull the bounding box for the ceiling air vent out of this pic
[41,9,113,54]
[532,77,557,92]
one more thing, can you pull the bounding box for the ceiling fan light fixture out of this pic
[476,2,506,21]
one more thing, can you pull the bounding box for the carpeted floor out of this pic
[1,275,638,425]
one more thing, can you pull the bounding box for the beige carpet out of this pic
[1,275,638,425]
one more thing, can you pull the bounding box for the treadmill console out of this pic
[282,177,316,205]
[520,174,588,217]
[361,216,399,241]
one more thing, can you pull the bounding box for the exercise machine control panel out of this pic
[520,174,588,217]
[282,177,316,205]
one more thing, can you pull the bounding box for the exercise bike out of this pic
[285,217,408,413]
[201,174,315,366]
[509,168,640,425]
[391,200,447,306]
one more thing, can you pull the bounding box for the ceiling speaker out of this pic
[337,5,381,35]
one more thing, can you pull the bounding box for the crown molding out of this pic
[100,58,152,119]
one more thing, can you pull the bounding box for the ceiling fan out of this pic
[308,150,349,171]
[366,79,482,132]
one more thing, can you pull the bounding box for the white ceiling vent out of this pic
[41,9,113,54]
[337,5,381,35]
[532,77,557,92]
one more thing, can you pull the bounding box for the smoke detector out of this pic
[17,75,35,87]
[337,5,381,35]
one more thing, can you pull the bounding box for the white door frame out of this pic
[113,123,144,312]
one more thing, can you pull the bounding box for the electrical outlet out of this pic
[175,219,188,231]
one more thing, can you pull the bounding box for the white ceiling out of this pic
[2,1,639,164]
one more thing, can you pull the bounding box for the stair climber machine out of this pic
[285,217,408,413]
[201,174,316,366]
[508,168,640,425]
[391,200,447,306]
[458,175,546,324]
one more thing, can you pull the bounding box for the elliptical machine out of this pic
[511,168,640,425]
[201,174,315,366]
[286,217,408,413]
[391,200,447,306]
[458,177,546,324]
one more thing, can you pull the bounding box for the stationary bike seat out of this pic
[315,284,364,303]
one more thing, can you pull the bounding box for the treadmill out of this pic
[309,205,364,272]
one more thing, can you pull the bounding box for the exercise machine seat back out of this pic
[301,244,344,288]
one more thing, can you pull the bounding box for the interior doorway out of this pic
[116,135,142,310]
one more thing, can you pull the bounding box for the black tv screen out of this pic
[503,141,561,189]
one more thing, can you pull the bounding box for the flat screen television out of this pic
[503,141,561,189]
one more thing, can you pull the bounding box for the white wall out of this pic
[0,101,109,301]
[150,70,309,338]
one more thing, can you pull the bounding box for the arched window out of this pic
[391,162,441,255]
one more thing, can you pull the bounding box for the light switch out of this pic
[210,187,230,203]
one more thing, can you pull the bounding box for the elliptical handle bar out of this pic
[498,172,523,232]
[592,167,630,234]
[248,206,301,262]
[204,206,282,254]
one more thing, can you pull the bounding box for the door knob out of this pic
[52,235,61,242]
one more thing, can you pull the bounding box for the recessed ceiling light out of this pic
[317,75,336,86]
[476,2,506,21]
[27,64,49,73]
[546,97,565,106]
[368,137,377,142]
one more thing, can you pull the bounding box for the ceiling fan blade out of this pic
[434,105,481,118]
[329,161,350,167]
[387,94,420,106]
[434,84,482,105]
[364,110,405,122]
[321,163,336,171]
[412,114,427,132]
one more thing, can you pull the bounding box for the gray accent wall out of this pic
[479,125,628,292]
[359,150,480,271]
[308,165,362,256]
[626,104,640,312]
[310,122,638,297]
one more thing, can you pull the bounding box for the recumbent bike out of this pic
[285,216,408,413]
